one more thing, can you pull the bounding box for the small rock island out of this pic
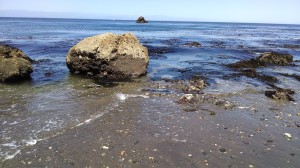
[136,16,148,23]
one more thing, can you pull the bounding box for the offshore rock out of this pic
[136,16,148,23]
[228,52,293,69]
[66,33,149,80]
[0,45,33,82]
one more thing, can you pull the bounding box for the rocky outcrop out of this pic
[136,16,148,23]
[0,45,33,82]
[228,52,293,69]
[66,33,149,80]
[257,52,293,65]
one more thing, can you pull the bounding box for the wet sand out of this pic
[2,79,300,168]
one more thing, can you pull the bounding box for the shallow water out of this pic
[0,18,300,167]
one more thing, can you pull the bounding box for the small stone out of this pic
[120,150,126,156]
[102,146,109,150]
[188,154,192,157]
[249,164,254,168]
[283,133,292,140]
[210,111,216,115]
[297,112,300,116]
[220,148,226,153]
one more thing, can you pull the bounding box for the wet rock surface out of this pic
[265,90,295,101]
[0,44,33,82]
[228,52,293,69]
[257,52,293,65]
[136,16,148,23]
[66,33,149,80]
[182,77,206,94]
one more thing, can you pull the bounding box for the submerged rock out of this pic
[200,95,235,109]
[136,16,148,23]
[228,52,293,69]
[0,45,33,82]
[145,45,172,60]
[177,93,235,110]
[237,69,278,83]
[184,41,202,47]
[66,33,149,80]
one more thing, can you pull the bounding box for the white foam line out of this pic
[116,93,150,101]
[238,106,250,109]
[76,113,104,127]
[3,150,21,161]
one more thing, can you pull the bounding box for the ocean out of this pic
[0,17,300,167]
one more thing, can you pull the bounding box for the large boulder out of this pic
[136,16,148,23]
[0,45,33,82]
[66,33,149,80]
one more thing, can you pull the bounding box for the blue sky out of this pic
[0,0,299,24]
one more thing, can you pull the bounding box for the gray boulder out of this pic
[0,45,33,82]
[66,33,149,80]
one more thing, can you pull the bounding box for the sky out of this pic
[0,0,299,24]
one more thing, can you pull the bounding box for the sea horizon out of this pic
[1,16,299,26]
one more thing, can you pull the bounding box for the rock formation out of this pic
[228,52,293,69]
[0,45,33,82]
[136,16,148,23]
[66,33,149,80]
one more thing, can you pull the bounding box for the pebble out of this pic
[220,148,227,153]
[283,133,292,140]
[102,146,109,150]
